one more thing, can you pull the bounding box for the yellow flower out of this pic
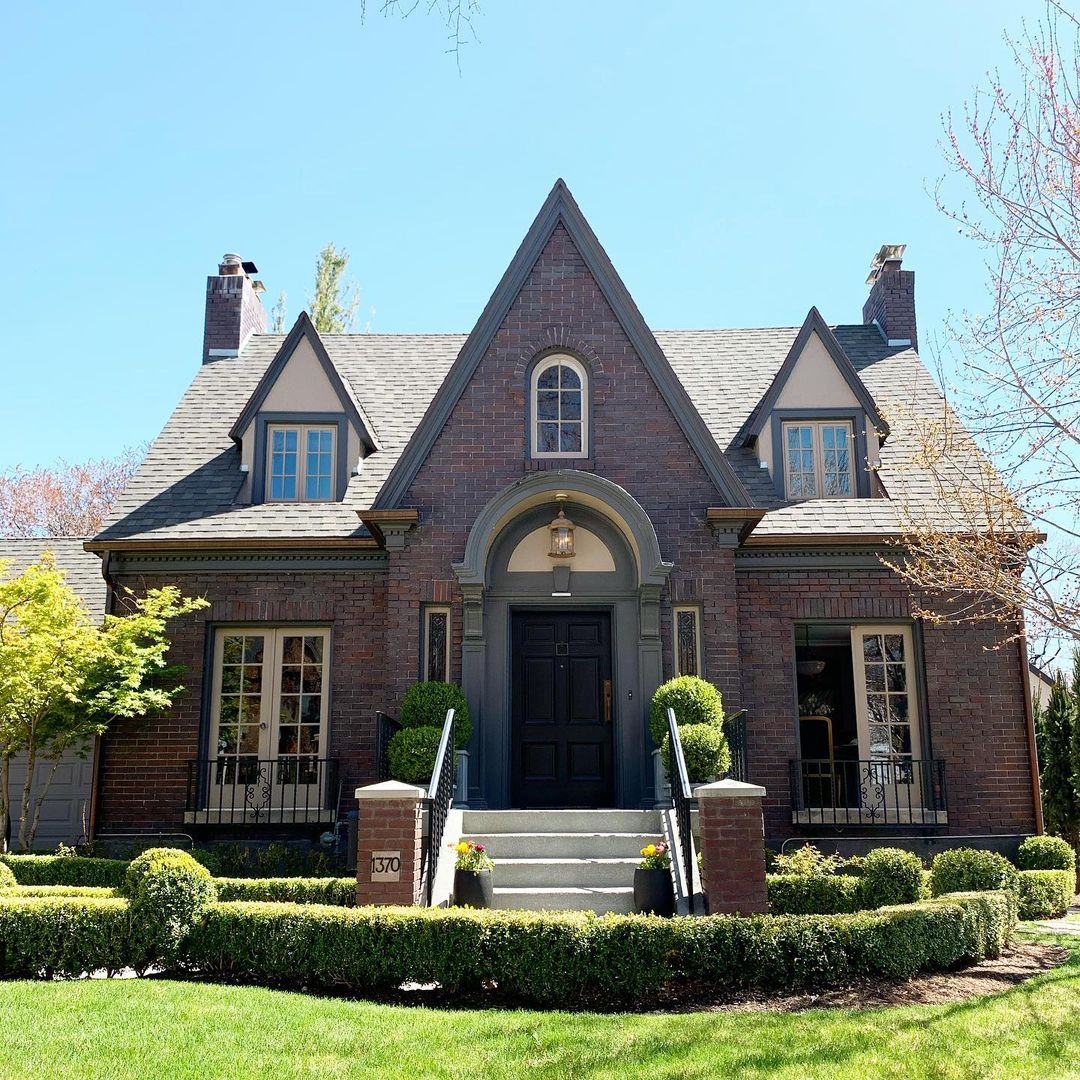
[454,842,469,854]
[642,844,656,857]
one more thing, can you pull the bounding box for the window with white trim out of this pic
[267,424,337,502]
[782,421,855,500]
[673,605,702,677]
[530,355,588,458]
[423,606,450,683]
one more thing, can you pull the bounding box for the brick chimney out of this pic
[202,253,267,364]
[862,244,916,350]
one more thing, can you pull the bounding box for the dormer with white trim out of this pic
[737,308,888,501]
[230,312,380,504]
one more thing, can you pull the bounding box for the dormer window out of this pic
[782,420,855,499]
[530,355,589,459]
[267,423,337,502]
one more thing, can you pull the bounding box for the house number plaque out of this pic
[370,851,402,882]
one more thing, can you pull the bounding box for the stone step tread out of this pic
[461,810,662,834]
[492,857,641,865]
[494,886,634,897]
[460,832,658,840]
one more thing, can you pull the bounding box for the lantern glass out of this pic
[548,507,576,559]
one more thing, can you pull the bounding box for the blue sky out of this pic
[0,1,1027,468]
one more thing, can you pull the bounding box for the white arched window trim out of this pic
[529,354,589,459]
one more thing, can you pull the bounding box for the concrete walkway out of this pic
[1026,902,1080,936]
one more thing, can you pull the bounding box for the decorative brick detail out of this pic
[697,779,768,915]
[863,258,917,349]
[354,783,425,906]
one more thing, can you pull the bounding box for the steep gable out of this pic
[372,179,751,509]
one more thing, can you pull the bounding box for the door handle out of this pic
[603,680,612,725]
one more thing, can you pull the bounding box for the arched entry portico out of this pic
[452,472,672,808]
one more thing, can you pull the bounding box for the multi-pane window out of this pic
[209,627,331,800]
[782,421,855,500]
[531,356,588,458]
[673,606,701,677]
[423,607,450,683]
[266,424,336,502]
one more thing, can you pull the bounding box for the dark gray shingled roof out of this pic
[0,538,106,619]
[95,323,980,545]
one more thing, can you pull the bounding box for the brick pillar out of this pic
[355,781,425,907]
[697,779,768,915]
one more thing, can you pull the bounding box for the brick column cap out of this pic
[355,780,426,800]
[696,778,766,799]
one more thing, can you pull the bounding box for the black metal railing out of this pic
[184,757,340,826]
[666,706,699,914]
[375,711,401,781]
[723,710,748,782]
[420,708,456,906]
[789,757,948,827]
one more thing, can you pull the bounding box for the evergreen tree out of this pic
[308,243,360,333]
[1039,662,1080,850]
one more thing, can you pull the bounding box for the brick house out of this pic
[86,180,1041,855]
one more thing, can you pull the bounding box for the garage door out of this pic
[7,744,94,850]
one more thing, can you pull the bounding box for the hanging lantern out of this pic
[548,496,576,559]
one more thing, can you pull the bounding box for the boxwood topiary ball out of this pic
[387,725,444,785]
[1017,835,1076,872]
[661,723,730,784]
[649,676,723,747]
[399,681,471,748]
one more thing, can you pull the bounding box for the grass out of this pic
[1,935,1079,1079]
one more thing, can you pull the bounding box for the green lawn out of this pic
[1,934,1079,1080]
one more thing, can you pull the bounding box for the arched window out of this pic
[530,354,588,458]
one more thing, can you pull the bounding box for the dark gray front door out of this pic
[510,611,614,808]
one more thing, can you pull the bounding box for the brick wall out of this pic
[202,271,266,364]
[862,262,917,349]
[96,569,387,832]
[736,564,1037,841]
[383,223,741,710]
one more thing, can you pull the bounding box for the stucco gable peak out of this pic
[738,306,889,447]
[228,311,380,452]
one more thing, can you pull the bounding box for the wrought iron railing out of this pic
[375,711,401,781]
[723,710,748,782]
[185,757,340,826]
[666,706,699,914]
[421,708,456,906]
[789,757,948,827]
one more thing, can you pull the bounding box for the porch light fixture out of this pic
[548,495,576,560]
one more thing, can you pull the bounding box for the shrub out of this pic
[387,725,443,784]
[771,844,844,877]
[1017,835,1076,873]
[0,861,16,895]
[649,675,724,747]
[859,848,924,909]
[122,848,217,969]
[929,848,1019,898]
[192,843,335,879]
[0,854,127,889]
[12,885,116,899]
[1017,869,1074,919]
[767,874,863,914]
[213,877,355,906]
[661,723,730,783]
[0,897,130,978]
[182,891,1012,1005]
[399,681,471,748]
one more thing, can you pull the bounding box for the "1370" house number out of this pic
[370,851,402,882]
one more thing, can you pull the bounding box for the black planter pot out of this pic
[454,868,493,909]
[634,867,675,917]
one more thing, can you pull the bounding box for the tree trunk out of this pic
[0,755,10,853]
[16,746,36,851]
[24,753,64,853]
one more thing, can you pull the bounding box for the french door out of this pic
[849,625,924,815]
[208,627,331,814]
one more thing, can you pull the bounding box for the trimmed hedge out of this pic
[1017,836,1076,873]
[767,874,863,914]
[0,861,16,895]
[183,891,1013,1005]
[214,877,356,906]
[0,854,127,889]
[661,723,730,783]
[649,676,724,747]
[0,897,131,978]
[1017,869,1074,920]
[13,885,116,899]
[399,681,472,748]
[929,848,1019,898]
[387,725,443,784]
[860,848,924,909]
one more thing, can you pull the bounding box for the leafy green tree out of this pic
[0,554,208,850]
[1036,664,1080,851]
[308,243,361,333]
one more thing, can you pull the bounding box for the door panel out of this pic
[511,611,614,808]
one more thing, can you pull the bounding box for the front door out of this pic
[511,611,614,808]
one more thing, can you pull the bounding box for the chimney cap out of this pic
[242,260,259,275]
[866,243,907,285]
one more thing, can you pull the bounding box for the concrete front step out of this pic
[460,831,656,860]
[461,809,661,834]
[493,857,640,888]
[492,886,636,914]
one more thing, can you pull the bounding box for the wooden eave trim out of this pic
[84,536,381,554]
[356,510,421,525]
[705,507,767,544]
